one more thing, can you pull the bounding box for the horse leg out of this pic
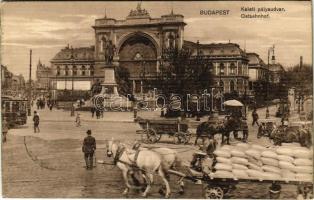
[158,167,171,198]
[194,136,199,145]
[221,133,225,145]
[122,170,130,196]
[142,173,152,197]
[178,177,185,194]
[227,132,230,145]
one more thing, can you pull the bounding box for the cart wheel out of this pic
[141,131,149,143]
[204,186,224,199]
[146,129,159,143]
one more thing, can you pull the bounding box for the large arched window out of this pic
[65,65,69,76]
[219,63,225,75]
[81,66,86,76]
[72,65,77,76]
[230,80,235,92]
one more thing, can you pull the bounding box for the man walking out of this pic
[82,130,96,170]
[33,111,40,133]
[91,106,95,118]
[252,109,259,126]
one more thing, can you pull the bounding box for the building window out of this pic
[219,63,225,75]
[90,65,94,76]
[82,66,86,76]
[238,65,242,75]
[65,65,69,76]
[72,65,77,76]
[230,80,235,92]
[56,66,60,76]
[248,81,251,90]
[230,63,236,75]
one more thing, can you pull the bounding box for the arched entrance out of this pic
[118,33,158,94]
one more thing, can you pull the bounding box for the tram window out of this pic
[5,102,10,112]
[12,102,19,112]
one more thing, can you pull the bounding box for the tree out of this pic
[115,66,132,97]
[158,47,214,115]
[285,64,312,95]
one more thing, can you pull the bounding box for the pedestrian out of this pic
[242,118,249,142]
[91,106,95,118]
[95,109,100,119]
[33,111,40,133]
[252,109,259,126]
[71,103,75,117]
[75,113,81,127]
[2,117,9,143]
[281,112,289,126]
[82,130,96,170]
[36,99,40,110]
[49,103,53,111]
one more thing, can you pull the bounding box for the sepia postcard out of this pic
[0,1,313,199]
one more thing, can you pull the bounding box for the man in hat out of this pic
[82,130,96,169]
[33,111,40,133]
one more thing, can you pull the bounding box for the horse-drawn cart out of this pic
[136,117,191,144]
[257,118,278,138]
[198,174,312,199]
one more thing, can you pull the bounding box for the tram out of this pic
[1,95,28,127]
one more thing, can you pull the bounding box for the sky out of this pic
[1,1,312,80]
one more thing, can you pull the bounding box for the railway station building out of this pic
[46,4,268,99]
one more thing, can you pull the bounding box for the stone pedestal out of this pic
[100,65,118,95]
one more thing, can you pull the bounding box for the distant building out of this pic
[50,45,99,93]
[269,63,285,84]
[183,41,249,95]
[1,65,26,97]
[247,52,268,92]
[269,49,285,84]
[1,65,13,90]
[36,60,52,91]
[11,74,26,91]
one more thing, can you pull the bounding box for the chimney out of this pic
[271,45,276,64]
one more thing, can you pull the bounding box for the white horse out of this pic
[132,143,186,194]
[106,139,171,198]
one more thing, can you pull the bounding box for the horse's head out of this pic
[106,138,115,157]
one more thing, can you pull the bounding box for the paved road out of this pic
[2,106,299,198]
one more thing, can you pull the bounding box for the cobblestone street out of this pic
[1,105,300,198]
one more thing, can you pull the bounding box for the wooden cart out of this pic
[136,117,191,144]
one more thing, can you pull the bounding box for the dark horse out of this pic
[194,117,238,145]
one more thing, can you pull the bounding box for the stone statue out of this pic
[104,40,115,65]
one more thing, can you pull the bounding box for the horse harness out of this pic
[113,145,141,170]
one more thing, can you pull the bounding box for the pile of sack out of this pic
[213,143,313,181]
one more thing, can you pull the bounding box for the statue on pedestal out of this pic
[104,40,115,65]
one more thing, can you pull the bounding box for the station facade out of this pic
[47,4,279,98]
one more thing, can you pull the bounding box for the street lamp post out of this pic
[70,58,75,116]
[266,47,271,118]
[28,49,32,116]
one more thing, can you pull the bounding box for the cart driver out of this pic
[257,122,267,138]
[190,138,216,173]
